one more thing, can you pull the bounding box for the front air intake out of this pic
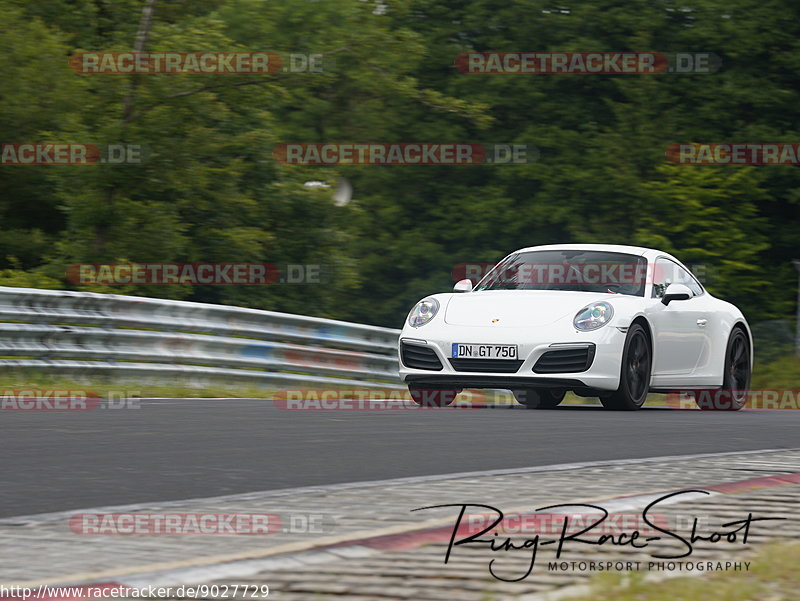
[401,343,443,371]
[533,344,596,373]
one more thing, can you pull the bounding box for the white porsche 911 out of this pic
[399,244,752,411]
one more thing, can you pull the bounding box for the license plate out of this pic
[452,343,518,359]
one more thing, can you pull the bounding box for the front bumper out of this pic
[398,321,626,391]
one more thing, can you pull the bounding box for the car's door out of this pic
[647,258,709,379]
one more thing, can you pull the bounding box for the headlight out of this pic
[408,298,439,328]
[573,302,614,331]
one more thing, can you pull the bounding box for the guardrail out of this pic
[0,287,404,390]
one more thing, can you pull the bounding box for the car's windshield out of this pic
[474,250,647,296]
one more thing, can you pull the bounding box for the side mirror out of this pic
[453,278,473,293]
[661,283,693,305]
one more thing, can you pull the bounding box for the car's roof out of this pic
[514,243,660,257]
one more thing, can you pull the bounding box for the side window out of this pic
[652,258,704,298]
[651,258,674,298]
[681,267,704,296]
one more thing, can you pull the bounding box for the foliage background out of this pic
[1,0,798,334]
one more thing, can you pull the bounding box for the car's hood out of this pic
[443,290,609,327]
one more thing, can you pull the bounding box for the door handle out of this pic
[696,319,707,327]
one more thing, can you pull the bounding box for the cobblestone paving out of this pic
[2,449,799,600]
[233,487,799,601]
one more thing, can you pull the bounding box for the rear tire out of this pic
[408,386,460,407]
[513,388,566,409]
[695,328,750,411]
[601,324,651,411]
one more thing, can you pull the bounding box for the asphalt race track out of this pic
[2,398,798,518]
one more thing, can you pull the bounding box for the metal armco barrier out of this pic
[0,287,404,390]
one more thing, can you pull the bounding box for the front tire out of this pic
[513,388,566,409]
[601,324,651,411]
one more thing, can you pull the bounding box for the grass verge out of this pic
[0,374,282,399]
[752,354,800,390]
[561,540,799,601]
